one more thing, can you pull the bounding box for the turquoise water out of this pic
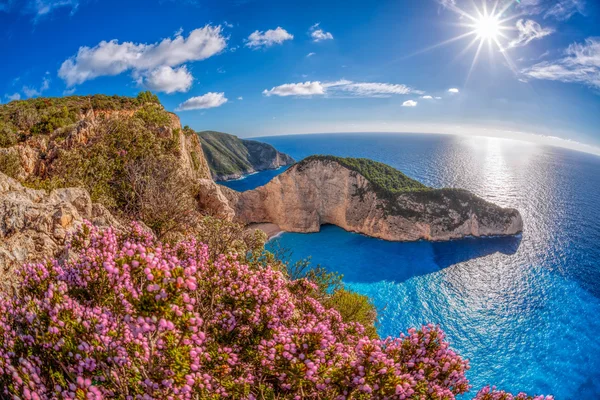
[222,133,600,399]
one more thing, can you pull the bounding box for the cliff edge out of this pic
[224,156,523,241]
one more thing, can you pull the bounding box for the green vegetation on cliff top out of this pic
[300,155,430,195]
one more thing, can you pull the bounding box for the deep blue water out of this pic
[224,133,600,399]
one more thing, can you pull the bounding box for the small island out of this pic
[224,155,523,241]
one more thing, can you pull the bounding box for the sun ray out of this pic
[466,39,485,84]
[400,31,477,60]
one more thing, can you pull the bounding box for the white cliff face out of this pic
[226,159,523,242]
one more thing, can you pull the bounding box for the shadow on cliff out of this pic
[267,224,522,285]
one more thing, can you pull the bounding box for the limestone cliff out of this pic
[0,94,232,220]
[197,130,295,181]
[224,156,523,241]
[0,172,124,281]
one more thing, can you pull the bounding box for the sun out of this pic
[441,0,519,80]
[405,1,520,81]
[474,14,501,41]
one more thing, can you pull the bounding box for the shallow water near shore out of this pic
[226,132,600,399]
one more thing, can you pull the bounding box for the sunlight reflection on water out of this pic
[256,133,600,399]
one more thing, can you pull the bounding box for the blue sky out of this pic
[1,0,599,153]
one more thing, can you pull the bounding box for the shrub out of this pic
[0,151,21,178]
[474,386,554,400]
[124,156,200,240]
[134,104,172,128]
[30,106,78,135]
[137,90,160,105]
[0,223,474,399]
[193,215,267,262]
[0,122,18,147]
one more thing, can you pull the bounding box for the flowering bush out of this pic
[0,223,551,399]
[474,386,554,400]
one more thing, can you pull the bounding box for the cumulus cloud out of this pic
[521,37,600,89]
[509,19,554,48]
[263,81,325,97]
[448,88,459,93]
[263,80,421,98]
[246,27,293,48]
[306,52,316,57]
[176,92,228,111]
[5,93,21,101]
[58,25,226,90]
[402,100,417,107]
[140,65,193,93]
[237,96,243,100]
[309,23,333,42]
[422,95,433,99]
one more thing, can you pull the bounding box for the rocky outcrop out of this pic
[225,158,523,242]
[197,131,294,181]
[0,173,124,283]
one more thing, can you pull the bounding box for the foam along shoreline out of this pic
[247,223,283,240]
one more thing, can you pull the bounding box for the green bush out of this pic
[0,151,21,178]
[0,123,18,147]
[136,90,160,105]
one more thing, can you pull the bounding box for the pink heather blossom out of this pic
[0,222,553,400]
[474,386,555,400]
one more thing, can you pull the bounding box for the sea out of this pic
[219,133,600,399]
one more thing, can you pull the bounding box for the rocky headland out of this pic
[197,130,295,181]
[224,156,523,241]
[0,94,522,273]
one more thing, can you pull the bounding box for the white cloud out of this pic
[309,23,333,42]
[437,0,456,9]
[422,95,433,99]
[328,81,419,97]
[544,0,585,20]
[246,27,293,49]
[521,37,600,89]
[58,25,226,89]
[0,0,83,21]
[5,93,21,101]
[263,80,422,98]
[402,100,417,107]
[237,96,243,100]
[141,65,193,94]
[306,52,316,57]
[517,0,585,20]
[176,92,228,111]
[509,19,554,48]
[22,76,50,98]
[435,96,442,99]
[448,88,459,93]
[32,0,79,17]
[263,81,325,97]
